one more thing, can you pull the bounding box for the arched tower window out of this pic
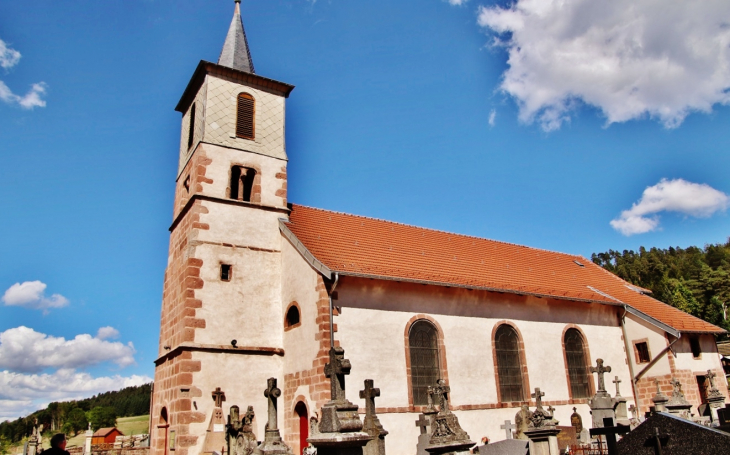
[564,328,591,399]
[285,304,300,329]
[495,324,525,402]
[230,166,256,202]
[409,320,440,406]
[187,103,196,149]
[236,93,255,140]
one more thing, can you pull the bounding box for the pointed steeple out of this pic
[218,0,255,73]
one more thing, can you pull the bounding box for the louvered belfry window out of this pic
[236,93,255,140]
[495,325,525,402]
[187,104,196,149]
[565,328,591,399]
[409,320,440,406]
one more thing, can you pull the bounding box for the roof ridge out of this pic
[289,203,589,261]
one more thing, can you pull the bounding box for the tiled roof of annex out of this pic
[285,204,723,334]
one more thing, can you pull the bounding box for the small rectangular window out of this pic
[696,375,708,403]
[636,342,650,363]
[187,104,196,149]
[220,264,232,282]
[183,176,190,193]
[690,337,702,358]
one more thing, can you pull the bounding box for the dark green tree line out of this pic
[592,239,730,335]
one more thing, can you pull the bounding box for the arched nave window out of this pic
[564,328,591,399]
[495,324,526,403]
[408,320,441,406]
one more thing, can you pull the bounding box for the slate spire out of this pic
[218,0,255,73]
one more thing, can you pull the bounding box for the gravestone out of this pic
[359,379,387,455]
[705,369,727,424]
[257,377,293,455]
[613,376,630,426]
[589,359,618,428]
[476,439,528,455]
[616,411,730,455]
[203,388,228,454]
[651,379,669,414]
[424,379,475,454]
[664,378,692,420]
[513,406,532,440]
[523,388,561,455]
[555,426,577,452]
[415,414,431,455]
[569,408,590,444]
[84,423,93,455]
[628,404,640,430]
[227,405,258,455]
[307,347,371,455]
[500,420,515,440]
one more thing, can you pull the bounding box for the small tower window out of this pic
[187,104,196,149]
[285,304,300,329]
[690,337,702,358]
[220,264,232,282]
[236,93,255,140]
[230,166,256,202]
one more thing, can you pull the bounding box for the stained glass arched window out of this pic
[495,324,525,402]
[564,328,591,399]
[409,320,440,406]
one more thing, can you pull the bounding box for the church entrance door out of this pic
[295,402,308,455]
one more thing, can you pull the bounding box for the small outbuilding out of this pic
[91,428,124,445]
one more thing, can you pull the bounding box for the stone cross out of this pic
[212,387,226,407]
[263,377,281,431]
[547,405,555,416]
[500,420,515,439]
[589,417,629,455]
[649,427,669,455]
[431,379,451,412]
[531,388,545,409]
[324,346,351,402]
[590,359,612,393]
[415,414,429,435]
[670,377,682,396]
[707,369,717,390]
[359,379,380,421]
[613,376,622,397]
[628,404,637,419]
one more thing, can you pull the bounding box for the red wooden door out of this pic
[295,402,308,455]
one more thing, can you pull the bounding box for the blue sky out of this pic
[1,0,729,420]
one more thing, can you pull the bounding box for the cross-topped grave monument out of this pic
[415,414,431,455]
[359,379,387,455]
[532,388,545,409]
[213,387,226,407]
[226,405,257,455]
[523,388,561,455]
[613,376,630,425]
[258,377,293,455]
[665,377,692,419]
[705,369,727,424]
[589,359,618,428]
[425,379,475,454]
[501,420,516,440]
[308,346,371,455]
[203,388,227,454]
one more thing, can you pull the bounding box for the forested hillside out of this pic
[592,239,730,335]
[0,383,151,444]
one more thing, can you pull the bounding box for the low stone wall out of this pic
[67,447,149,455]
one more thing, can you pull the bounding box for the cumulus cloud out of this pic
[2,281,69,312]
[0,39,21,69]
[611,178,729,236]
[0,369,151,421]
[0,81,47,109]
[96,326,120,340]
[0,326,137,373]
[478,0,730,131]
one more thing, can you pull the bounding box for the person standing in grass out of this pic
[40,434,69,455]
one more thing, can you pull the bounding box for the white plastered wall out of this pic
[333,277,634,453]
[623,313,672,378]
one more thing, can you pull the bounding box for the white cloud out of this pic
[0,369,151,422]
[488,109,496,127]
[478,0,730,131]
[0,326,137,373]
[0,81,47,109]
[446,0,468,5]
[0,39,21,69]
[2,280,68,312]
[96,326,120,340]
[611,178,729,236]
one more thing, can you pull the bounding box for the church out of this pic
[150,2,728,455]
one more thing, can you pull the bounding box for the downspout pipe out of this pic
[329,272,339,349]
[620,307,641,414]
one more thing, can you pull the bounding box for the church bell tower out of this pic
[151,2,295,455]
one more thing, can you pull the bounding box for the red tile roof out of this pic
[285,204,723,334]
